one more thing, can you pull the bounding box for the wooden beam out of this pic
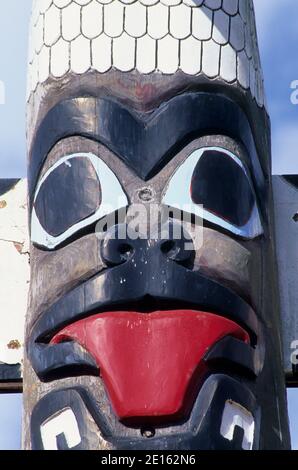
[0,381,22,393]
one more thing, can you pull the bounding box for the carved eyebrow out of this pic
[28,92,265,207]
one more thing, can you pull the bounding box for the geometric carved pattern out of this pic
[27,0,265,107]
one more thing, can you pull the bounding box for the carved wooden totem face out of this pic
[24,0,290,450]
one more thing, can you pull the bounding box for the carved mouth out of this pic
[27,258,263,417]
[40,297,256,345]
[50,309,250,423]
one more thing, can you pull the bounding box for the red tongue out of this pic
[51,310,249,422]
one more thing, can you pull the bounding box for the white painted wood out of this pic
[125,2,147,38]
[169,3,191,40]
[161,0,181,6]
[71,36,91,74]
[192,6,212,41]
[92,34,112,72]
[40,0,52,14]
[76,0,94,5]
[220,400,255,450]
[213,9,229,45]
[82,1,103,39]
[183,0,203,6]
[54,0,73,7]
[180,36,201,75]
[204,0,222,9]
[31,56,39,93]
[245,22,253,59]
[222,0,238,15]
[255,73,264,107]
[249,60,256,100]
[113,32,136,72]
[139,0,159,5]
[237,50,250,90]
[34,14,44,54]
[62,2,81,41]
[157,35,179,74]
[44,4,61,47]
[202,39,220,78]
[27,0,266,109]
[32,0,41,26]
[40,408,81,450]
[104,2,124,38]
[136,35,156,74]
[220,43,237,83]
[273,176,298,379]
[230,14,245,52]
[38,46,50,83]
[51,38,70,78]
[147,3,169,40]
[121,0,138,4]
[0,180,29,366]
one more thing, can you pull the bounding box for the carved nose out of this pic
[100,221,195,267]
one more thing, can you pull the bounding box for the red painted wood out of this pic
[52,311,249,422]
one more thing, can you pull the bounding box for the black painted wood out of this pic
[30,376,260,450]
[28,94,265,208]
[34,156,101,237]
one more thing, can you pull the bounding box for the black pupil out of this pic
[190,150,255,227]
[34,157,101,237]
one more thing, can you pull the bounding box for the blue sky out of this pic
[0,0,297,450]
[254,0,298,174]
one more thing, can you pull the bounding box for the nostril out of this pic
[118,243,134,260]
[160,237,194,265]
[160,240,182,261]
[100,225,135,266]
[160,240,176,255]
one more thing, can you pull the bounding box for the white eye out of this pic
[163,147,263,239]
[31,152,128,249]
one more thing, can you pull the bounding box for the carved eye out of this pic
[163,147,263,239]
[31,153,128,249]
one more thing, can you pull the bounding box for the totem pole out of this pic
[23,0,291,450]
